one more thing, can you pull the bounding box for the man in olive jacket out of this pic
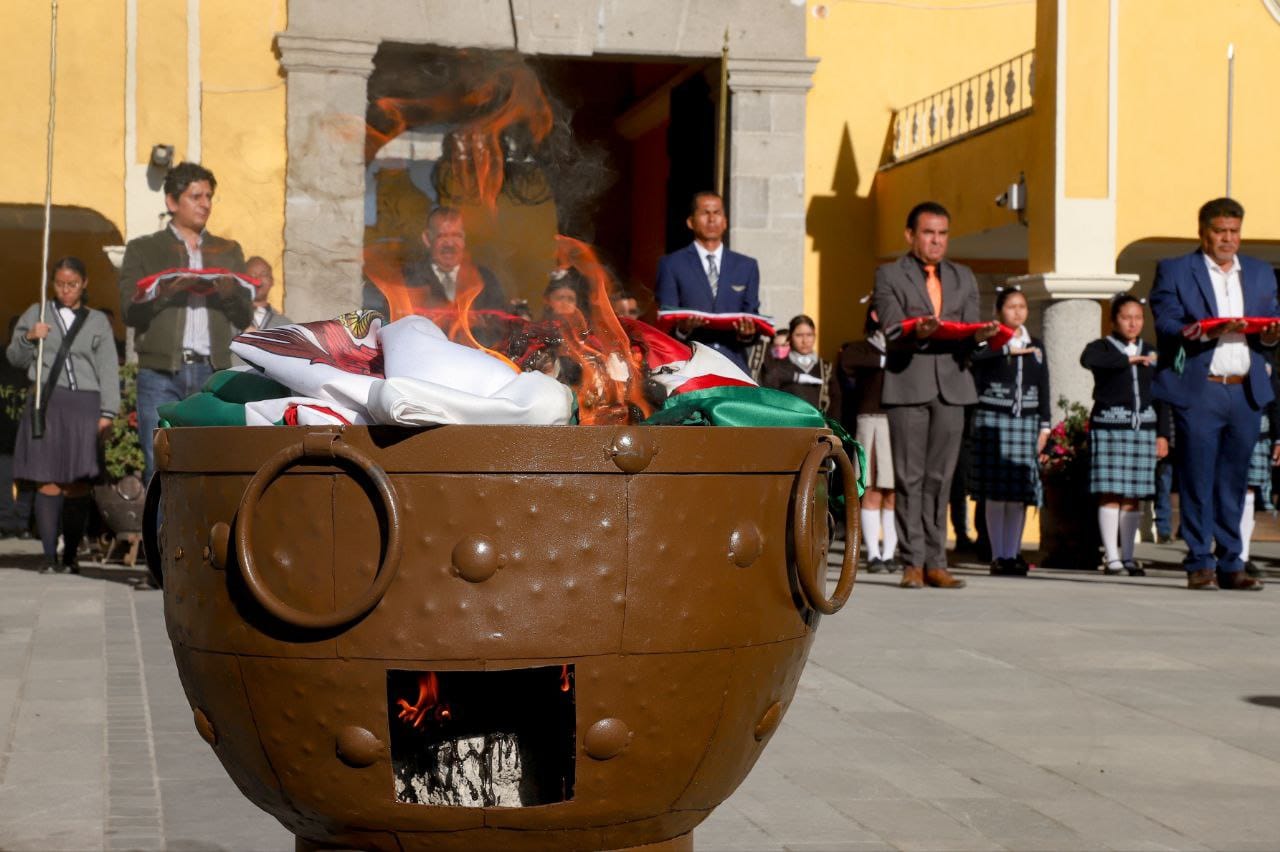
[118,162,251,482]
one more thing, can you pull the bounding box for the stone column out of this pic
[277,34,379,322]
[726,58,819,324]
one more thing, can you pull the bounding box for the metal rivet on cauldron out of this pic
[193,708,217,747]
[608,429,655,474]
[754,701,784,741]
[728,523,764,568]
[584,718,631,760]
[207,521,231,570]
[153,430,171,472]
[174,546,184,560]
[335,726,384,768]
[452,535,503,583]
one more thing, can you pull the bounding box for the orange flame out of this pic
[396,672,452,729]
[559,665,571,693]
[549,236,653,425]
[367,58,553,211]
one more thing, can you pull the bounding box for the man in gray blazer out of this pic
[872,201,998,589]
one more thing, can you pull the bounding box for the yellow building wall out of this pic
[136,0,188,166]
[1116,0,1280,251]
[0,1,127,329]
[804,0,1036,357]
[200,0,288,309]
[1064,0,1108,199]
[0,1,127,231]
[0,0,289,326]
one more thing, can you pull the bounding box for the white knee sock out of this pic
[1003,502,1026,560]
[1098,506,1121,566]
[1119,510,1141,562]
[861,508,881,561]
[985,501,1008,560]
[880,509,898,560]
[1241,490,1256,563]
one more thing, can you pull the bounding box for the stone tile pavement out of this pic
[6,537,1280,850]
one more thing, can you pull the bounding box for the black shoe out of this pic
[883,557,900,574]
[62,560,80,575]
[1155,532,1173,544]
[866,558,885,573]
[1103,561,1125,575]
[1124,560,1145,577]
[1245,561,1263,578]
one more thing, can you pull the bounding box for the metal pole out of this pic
[715,28,729,197]
[32,0,59,439]
[1226,43,1235,197]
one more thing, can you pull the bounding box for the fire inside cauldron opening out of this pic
[387,666,576,807]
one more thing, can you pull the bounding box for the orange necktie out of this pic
[924,263,943,316]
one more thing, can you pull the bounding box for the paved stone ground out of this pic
[6,538,1280,851]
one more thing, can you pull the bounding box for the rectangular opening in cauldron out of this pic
[387,665,575,807]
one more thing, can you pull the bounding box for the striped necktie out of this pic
[706,254,719,300]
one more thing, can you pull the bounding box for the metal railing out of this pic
[889,50,1034,163]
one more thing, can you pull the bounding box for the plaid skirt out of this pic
[1248,436,1272,505]
[969,408,1042,505]
[1089,426,1156,498]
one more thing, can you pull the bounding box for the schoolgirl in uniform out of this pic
[968,287,1050,575]
[1080,294,1158,576]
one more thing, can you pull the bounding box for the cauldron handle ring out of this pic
[142,474,164,589]
[793,436,859,615]
[235,433,403,629]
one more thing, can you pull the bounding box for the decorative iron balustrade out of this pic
[889,50,1034,163]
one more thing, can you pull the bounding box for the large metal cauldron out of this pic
[146,424,858,851]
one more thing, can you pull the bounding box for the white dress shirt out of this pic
[1204,252,1249,377]
[433,263,458,302]
[692,242,724,298]
[172,225,211,357]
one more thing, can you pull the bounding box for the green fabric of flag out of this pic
[644,385,867,496]
[202,369,292,404]
[158,393,247,428]
[158,369,293,427]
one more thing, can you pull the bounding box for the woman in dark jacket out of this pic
[7,257,120,572]
[968,287,1050,576]
[760,314,841,418]
[1080,294,1159,576]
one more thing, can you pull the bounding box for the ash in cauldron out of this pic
[146,421,857,851]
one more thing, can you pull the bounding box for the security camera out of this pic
[994,175,1026,212]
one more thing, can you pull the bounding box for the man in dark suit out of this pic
[1150,197,1280,591]
[655,191,761,372]
[872,201,998,590]
[363,206,505,318]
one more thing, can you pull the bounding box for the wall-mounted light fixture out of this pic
[149,144,175,170]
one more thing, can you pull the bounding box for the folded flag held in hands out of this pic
[655,310,775,339]
[132,268,259,303]
[1183,317,1279,338]
[893,317,1015,350]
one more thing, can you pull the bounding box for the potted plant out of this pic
[94,362,146,547]
[1038,396,1099,568]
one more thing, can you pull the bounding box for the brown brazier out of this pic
[147,424,858,851]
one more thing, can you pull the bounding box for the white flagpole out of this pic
[1226,43,1235,197]
[32,0,60,439]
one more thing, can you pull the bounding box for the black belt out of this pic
[181,350,210,364]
